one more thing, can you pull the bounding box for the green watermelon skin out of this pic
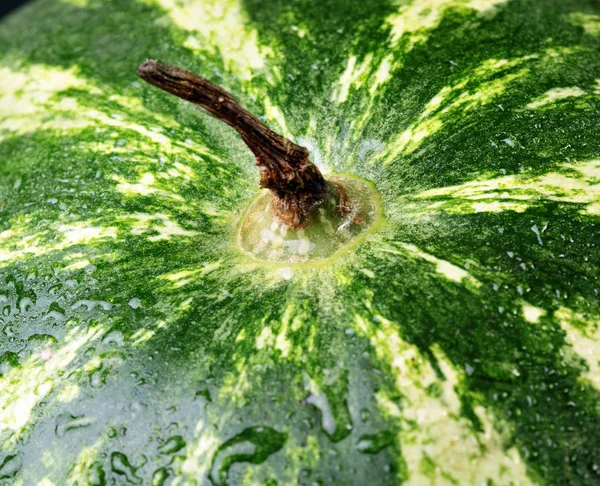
[0,0,599,484]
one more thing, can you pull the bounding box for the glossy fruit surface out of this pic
[0,0,599,484]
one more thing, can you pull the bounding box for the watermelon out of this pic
[1,0,599,484]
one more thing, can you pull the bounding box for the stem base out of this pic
[237,174,381,264]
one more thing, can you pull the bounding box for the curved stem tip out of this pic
[138,60,329,229]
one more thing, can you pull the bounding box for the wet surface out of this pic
[0,0,599,484]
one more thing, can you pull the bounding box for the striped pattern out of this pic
[0,0,599,484]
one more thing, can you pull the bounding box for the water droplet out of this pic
[210,427,287,485]
[43,302,66,321]
[303,392,336,437]
[55,412,95,437]
[19,297,34,313]
[102,330,124,347]
[87,461,106,485]
[531,224,543,246]
[28,333,58,349]
[35,378,54,397]
[194,387,212,403]
[90,369,103,388]
[72,300,113,311]
[158,435,186,455]
[128,298,142,309]
[360,408,370,423]
[2,324,14,338]
[0,352,19,376]
[151,467,170,486]
[110,452,141,484]
[356,431,394,454]
[0,454,22,480]
[301,373,352,442]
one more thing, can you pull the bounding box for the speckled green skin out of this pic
[0,0,599,484]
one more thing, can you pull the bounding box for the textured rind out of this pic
[0,0,599,485]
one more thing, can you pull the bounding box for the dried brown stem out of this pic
[138,60,329,229]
